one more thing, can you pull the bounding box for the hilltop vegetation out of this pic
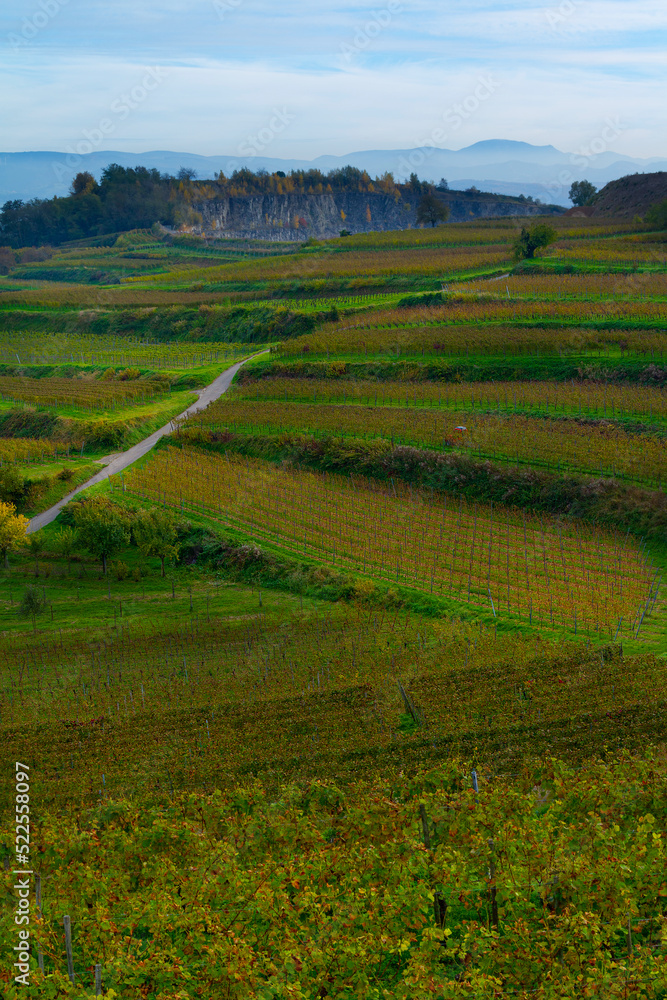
[0,164,559,249]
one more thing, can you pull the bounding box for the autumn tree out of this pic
[74,498,130,575]
[134,509,180,577]
[0,501,29,569]
[70,171,98,196]
[416,193,449,227]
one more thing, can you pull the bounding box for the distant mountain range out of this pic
[1,140,666,207]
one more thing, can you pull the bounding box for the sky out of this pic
[2,0,666,159]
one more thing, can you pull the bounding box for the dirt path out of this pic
[28,350,266,533]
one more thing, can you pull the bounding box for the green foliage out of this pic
[569,179,598,206]
[18,584,44,618]
[111,559,131,581]
[513,222,557,260]
[0,464,25,504]
[0,303,312,344]
[73,497,130,574]
[134,508,180,576]
[645,197,667,231]
[416,192,449,228]
[1,753,667,996]
[0,164,182,247]
[55,526,76,569]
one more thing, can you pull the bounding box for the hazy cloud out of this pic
[1,0,665,158]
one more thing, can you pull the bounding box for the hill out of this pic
[2,141,666,206]
[592,170,667,217]
[0,164,560,248]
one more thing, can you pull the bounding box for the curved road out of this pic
[28,351,267,533]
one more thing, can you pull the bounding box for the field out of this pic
[1,208,667,997]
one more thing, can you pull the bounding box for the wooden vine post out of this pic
[419,803,448,939]
[63,914,74,983]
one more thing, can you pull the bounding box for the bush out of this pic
[57,466,74,482]
[645,197,667,233]
[0,465,26,504]
[112,560,130,581]
[513,223,557,260]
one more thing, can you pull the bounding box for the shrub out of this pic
[18,586,44,618]
[112,560,130,581]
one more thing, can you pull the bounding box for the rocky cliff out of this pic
[194,189,558,241]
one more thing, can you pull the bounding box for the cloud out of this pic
[1,0,665,159]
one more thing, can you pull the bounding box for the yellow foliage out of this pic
[0,500,29,562]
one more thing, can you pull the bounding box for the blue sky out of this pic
[2,0,665,158]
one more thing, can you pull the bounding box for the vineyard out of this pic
[128,243,515,286]
[0,332,251,370]
[181,397,667,485]
[2,203,667,996]
[0,549,665,800]
[227,376,667,423]
[0,438,74,464]
[0,374,167,412]
[123,446,660,637]
[448,271,667,299]
[2,752,667,999]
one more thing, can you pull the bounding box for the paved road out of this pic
[28,351,267,533]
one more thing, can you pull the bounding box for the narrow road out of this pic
[28,351,267,533]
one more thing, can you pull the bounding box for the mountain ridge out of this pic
[2,140,666,207]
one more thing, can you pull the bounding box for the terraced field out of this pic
[1,205,667,997]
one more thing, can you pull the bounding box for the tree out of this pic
[513,222,557,260]
[133,509,180,577]
[177,167,197,181]
[416,193,449,228]
[74,498,129,575]
[569,180,597,206]
[0,501,29,569]
[437,178,449,190]
[18,586,44,619]
[70,171,98,196]
[0,465,25,505]
[56,526,76,573]
[645,198,667,231]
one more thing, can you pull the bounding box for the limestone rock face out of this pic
[194,190,555,240]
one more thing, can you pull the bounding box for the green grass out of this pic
[17,460,103,516]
